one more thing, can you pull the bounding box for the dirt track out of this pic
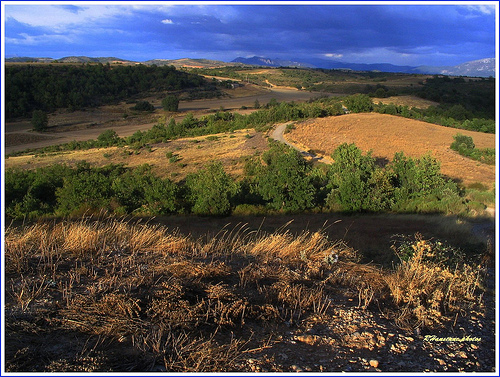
[285,113,496,188]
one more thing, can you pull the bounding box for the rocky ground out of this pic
[229,289,496,373]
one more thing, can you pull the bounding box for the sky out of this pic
[2,1,497,67]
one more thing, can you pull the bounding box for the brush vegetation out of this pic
[5,141,494,220]
[4,217,488,372]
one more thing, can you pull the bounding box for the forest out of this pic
[5,63,218,119]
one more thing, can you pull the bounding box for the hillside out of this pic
[284,113,496,189]
[6,55,495,77]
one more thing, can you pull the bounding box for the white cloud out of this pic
[463,4,496,15]
[161,19,174,24]
[5,4,131,32]
[324,53,343,59]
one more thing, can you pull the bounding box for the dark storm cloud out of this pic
[4,3,496,66]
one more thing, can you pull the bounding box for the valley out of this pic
[3,61,496,373]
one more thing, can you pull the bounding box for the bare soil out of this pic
[285,113,496,189]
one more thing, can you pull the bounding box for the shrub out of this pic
[326,143,377,211]
[31,110,48,131]
[257,143,315,212]
[132,100,155,112]
[185,162,238,216]
[387,234,480,329]
[97,129,122,147]
[162,95,180,112]
[450,134,495,165]
[343,94,373,113]
[450,133,475,151]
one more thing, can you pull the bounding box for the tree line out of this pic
[5,63,214,119]
[5,142,489,220]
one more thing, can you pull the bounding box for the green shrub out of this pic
[132,100,155,112]
[185,162,238,216]
[343,94,373,113]
[450,134,495,165]
[257,143,315,212]
[326,143,377,211]
[31,110,48,131]
[162,95,180,112]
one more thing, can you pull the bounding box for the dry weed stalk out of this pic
[385,236,482,329]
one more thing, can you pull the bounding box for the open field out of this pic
[285,113,496,189]
[4,129,269,182]
[3,68,497,373]
[4,83,325,155]
[375,95,439,109]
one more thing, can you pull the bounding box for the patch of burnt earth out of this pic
[241,131,268,151]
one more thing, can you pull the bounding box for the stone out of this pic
[291,365,304,372]
[369,360,379,368]
[296,334,319,345]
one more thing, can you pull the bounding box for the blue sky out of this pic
[3,2,497,67]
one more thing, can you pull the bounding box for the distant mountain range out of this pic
[232,56,496,77]
[6,55,495,77]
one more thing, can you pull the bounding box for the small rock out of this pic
[296,334,319,345]
[437,359,446,366]
[369,360,379,368]
[291,364,303,372]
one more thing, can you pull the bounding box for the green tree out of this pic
[31,110,48,131]
[56,171,113,216]
[185,162,238,216]
[162,95,180,112]
[388,152,458,212]
[326,143,376,211]
[257,143,315,212]
[343,94,373,113]
[97,129,122,147]
[132,100,155,112]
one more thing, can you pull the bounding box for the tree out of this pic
[132,100,155,112]
[162,95,180,112]
[343,94,373,113]
[31,110,48,131]
[97,129,121,147]
[326,143,376,211]
[185,162,238,216]
[257,143,315,212]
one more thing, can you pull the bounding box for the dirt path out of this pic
[269,122,333,164]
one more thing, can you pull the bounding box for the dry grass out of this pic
[286,113,496,189]
[4,129,268,181]
[375,95,439,109]
[4,217,487,372]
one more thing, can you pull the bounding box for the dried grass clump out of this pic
[385,235,482,329]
